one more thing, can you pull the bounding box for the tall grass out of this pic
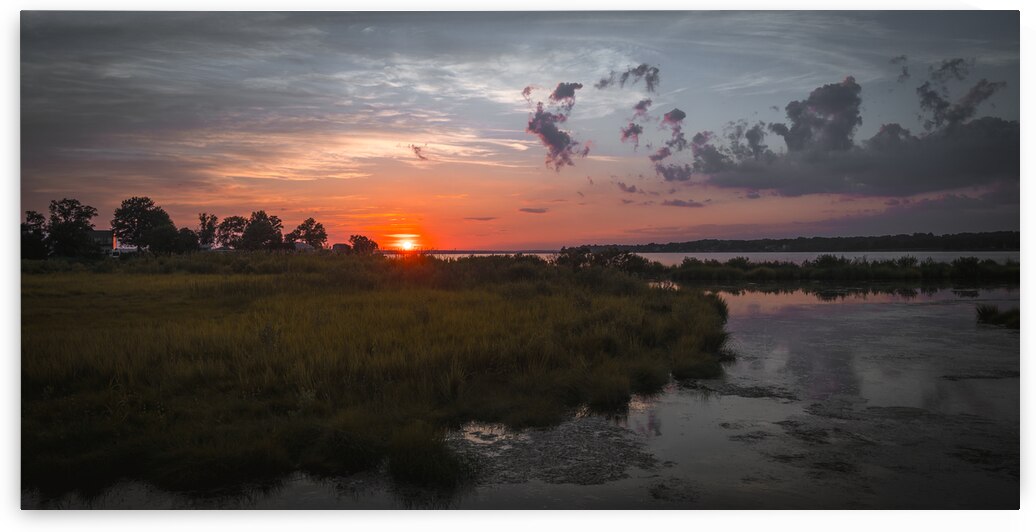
[976,304,1020,329]
[22,253,728,497]
[670,255,1018,283]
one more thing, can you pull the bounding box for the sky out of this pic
[20,11,1020,250]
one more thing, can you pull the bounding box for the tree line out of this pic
[585,231,1020,254]
[21,196,379,259]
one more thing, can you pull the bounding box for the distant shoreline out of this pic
[391,231,1019,255]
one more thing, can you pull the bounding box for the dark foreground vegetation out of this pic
[591,231,1019,254]
[22,253,730,499]
[976,304,1020,329]
[554,247,1019,283]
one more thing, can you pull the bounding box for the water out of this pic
[23,285,1019,509]
[413,251,1019,267]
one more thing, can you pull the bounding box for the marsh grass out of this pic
[976,304,1020,329]
[22,253,728,497]
[671,255,1018,283]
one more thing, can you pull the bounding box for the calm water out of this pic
[24,285,1019,509]
[418,251,1019,267]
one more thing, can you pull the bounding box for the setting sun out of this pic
[400,240,415,251]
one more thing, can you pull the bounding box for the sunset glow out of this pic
[20,12,1019,249]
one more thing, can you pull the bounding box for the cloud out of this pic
[767,76,862,152]
[654,163,694,182]
[917,78,1007,130]
[549,82,583,111]
[408,144,428,160]
[706,116,1018,196]
[616,181,639,193]
[521,85,535,103]
[897,67,910,83]
[633,99,652,118]
[620,122,644,147]
[929,58,971,83]
[649,147,672,162]
[464,216,497,221]
[518,207,548,214]
[525,102,586,171]
[594,63,661,92]
[662,198,705,208]
[890,55,909,83]
[662,108,686,127]
[633,71,1018,197]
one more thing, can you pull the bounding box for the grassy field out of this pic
[22,253,729,498]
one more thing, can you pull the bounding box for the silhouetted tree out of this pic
[175,227,201,254]
[111,196,174,249]
[197,213,218,247]
[286,217,328,249]
[144,224,180,255]
[349,234,379,255]
[215,215,248,249]
[240,211,284,250]
[21,210,49,259]
[46,198,99,258]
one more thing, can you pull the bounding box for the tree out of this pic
[111,196,174,249]
[143,224,179,255]
[46,198,99,258]
[21,210,49,259]
[285,217,328,249]
[349,234,379,255]
[197,213,218,247]
[174,228,201,254]
[216,215,248,249]
[240,211,284,250]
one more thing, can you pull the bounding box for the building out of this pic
[331,243,351,253]
[89,229,115,252]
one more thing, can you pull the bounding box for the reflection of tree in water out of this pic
[705,283,995,303]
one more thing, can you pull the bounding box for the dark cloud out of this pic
[654,163,694,182]
[662,198,705,208]
[930,58,971,83]
[706,116,1018,196]
[690,131,734,174]
[464,216,497,221]
[616,181,639,193]
[620,123,644,147]
[897,66,911,83]
[408,144,428,160]
[649,147,672,162]
[549,82,583,111]
[917,78,1007,130]
[526,102,586,171]
[891,56,910,83]
[641,71,1018,197]
[662,108,686,127]
[518,207,548,214]
[633,99,653,118]
[595,63,660,92]
[768,76,862,152]
[621,198,635,205]
[521,85,535,103]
